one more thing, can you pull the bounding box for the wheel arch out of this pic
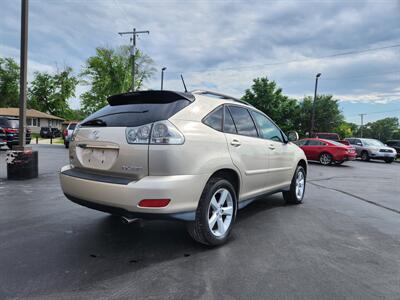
[208,168,241,198]
[297,159,307,174]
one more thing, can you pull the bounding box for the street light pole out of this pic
[18,0,29,149]
[310,73,322,136]
[161,67,166,90]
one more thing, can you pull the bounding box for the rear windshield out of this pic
[81,99,190,127]
[6,120,19,128]
[68,124,77,130]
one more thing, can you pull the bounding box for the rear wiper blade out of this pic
[81,119,107,127]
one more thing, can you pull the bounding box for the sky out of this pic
[1,0,400,124]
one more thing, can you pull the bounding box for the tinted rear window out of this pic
[2,119,19,128]
[81,99,190,127]
[68,124,77,130]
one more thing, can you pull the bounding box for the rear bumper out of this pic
[59,165,209,220]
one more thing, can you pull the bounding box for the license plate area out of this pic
[76,144,119,170]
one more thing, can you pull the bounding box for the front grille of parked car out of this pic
[379,149,393,153]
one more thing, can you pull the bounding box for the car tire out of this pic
[283,165,306,205]
[187,177,237,246]
[7,143,12,149]
[361,151,370,162]
[65,142,69,149]
[319,152,332,165]
[385,158,394,163]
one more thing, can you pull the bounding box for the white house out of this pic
[0,107,64,133]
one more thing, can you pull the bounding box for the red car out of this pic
[296,138,356,165]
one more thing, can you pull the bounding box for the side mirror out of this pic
[287,131,299,142]
[356,142,362,146]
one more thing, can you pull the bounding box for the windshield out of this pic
[363,139,384,147]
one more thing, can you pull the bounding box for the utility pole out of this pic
[7,0,38,180]
[18,0,29,149]
[118,28,149,91]
[310,73,322,136]
[359,113,366,138]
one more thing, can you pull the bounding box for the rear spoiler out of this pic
[107,90,195,106]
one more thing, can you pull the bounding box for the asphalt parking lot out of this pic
[0,145,399,299]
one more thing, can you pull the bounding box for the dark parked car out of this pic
[0,117,31,149]
[40,127,61,138]
[386,140,400,158]
[0,127,6,147]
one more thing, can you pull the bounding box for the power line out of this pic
[348,108,400,118]
[167,42,400,75]
[324,70,400,81]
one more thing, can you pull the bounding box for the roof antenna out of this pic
[180,74,188,92]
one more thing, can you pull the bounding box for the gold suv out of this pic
[60,90,307,245]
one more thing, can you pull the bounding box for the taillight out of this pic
[63,129,68,137]
[138,199,171,208]
[71,124,81,141]
[125,120,184,145]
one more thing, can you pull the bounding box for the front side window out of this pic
[228,106,258,137]
[203,106,223,131]
[250,110,283,142]
[296,140,308,146]
[307,140,326,146]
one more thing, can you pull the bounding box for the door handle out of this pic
[230,139,241,147]
[268,144,275,150]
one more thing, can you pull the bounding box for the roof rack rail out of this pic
[191,90,252,106]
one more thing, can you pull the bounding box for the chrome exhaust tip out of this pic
[121,216,140,224]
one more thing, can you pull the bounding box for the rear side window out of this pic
[81,99,190,127]
[224,106,237,134]
[203,106,223,131]
[228,106,258,137]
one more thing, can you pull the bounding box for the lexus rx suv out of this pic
[60,90,307,245]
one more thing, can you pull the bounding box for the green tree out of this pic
[0,57,20,107]
[241,77,301,132]
[335,122,358,138]
[359,117,399,141]
[80,46,155,115]
[29,66,78,118]
[298,95,344,135]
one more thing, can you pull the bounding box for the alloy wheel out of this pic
[207,188,234,237]
[295,171,305,200]
[320,153,331,165]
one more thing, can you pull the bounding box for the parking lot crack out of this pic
[308,182,400,215]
